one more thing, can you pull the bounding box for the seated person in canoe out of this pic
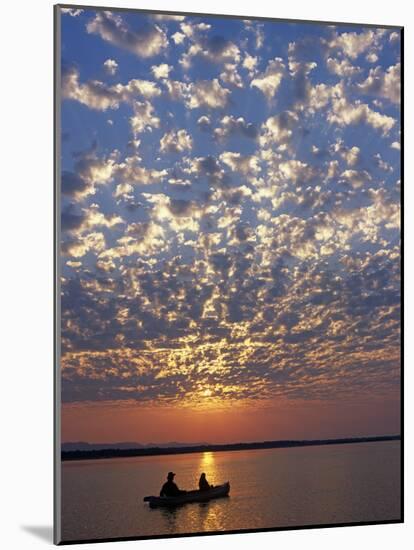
[160,472,187,497]
[199,472,214,491]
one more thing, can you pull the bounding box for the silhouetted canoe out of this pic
[144,482,230,508]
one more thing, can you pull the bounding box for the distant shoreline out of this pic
[61,435,400,462]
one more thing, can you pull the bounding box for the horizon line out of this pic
[61,435,401,461]
[62,433,401,447]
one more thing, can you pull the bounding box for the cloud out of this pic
[62,65,160,111]
[62,171,89,198]
[335,189,400,242]
[115,79,161,99]
[389,31,400,44]
[86,11,168,58]
[66,260,82,268]
[141,193,203,233]
[203,35,241,64]
[259,111,299,149]
[181,34,241,70]
[103,58,118,76]
[152,14,186,21]
[190,80,231,108]
[184,155,229,188]
[61,146,119,201]
[340,169,372,189]
[61,195,400,402]
[179,21,211,38]
[61,8,83,16]
[62,202,124,238]
[288,61,319,108]
[166,78,231,109]
[75,145,118,178]
[327,29,385,59]
[328,95,395,134]
[62,66,121,111]
[197,115,211,131]
[151,63,172,79]
[214,115,258,140]
[114,221,166,256]
[60,14,401,410]
[344,146,360,166]
[251,57,285,100]
[326,57,361,77]
[332,140,361,166]
[186,156,222,179]
[278,160,315,184]
[82,204,124,230]
[167,177,191,187]
[61,204,86,232]
[357,63,401,104]
[160,129,193,153]
[62,231,106,258]
[61,202,125,262]
[305,82,343,112]
[244,20,265,49]
[171,32,186,45]
[366,52,379,63]
[115,154,167,185]
[373,153,393,173]
[114,182,134,200]
[63,144,168,209]
[220,64,243,88]
[242,53,258,74]
[129,101,160,135]
[220,152,261,175]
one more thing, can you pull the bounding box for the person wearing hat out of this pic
[159,472,187,497]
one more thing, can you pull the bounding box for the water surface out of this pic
[61,440,401,542]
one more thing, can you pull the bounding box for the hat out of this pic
[167,471,176,479]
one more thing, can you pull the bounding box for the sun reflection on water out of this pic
[199,451,219,487]
[200,451,214,469]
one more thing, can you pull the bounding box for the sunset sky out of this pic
[59,7,401,444]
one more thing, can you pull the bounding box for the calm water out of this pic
[61,441,401,542]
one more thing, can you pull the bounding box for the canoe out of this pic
[144,481,230,508]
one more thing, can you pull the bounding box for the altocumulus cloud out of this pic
[86,10,168,57]
[60,10,401,407]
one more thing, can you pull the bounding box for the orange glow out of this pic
[62,393,400,445]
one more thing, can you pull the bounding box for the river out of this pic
[61,440,401,542]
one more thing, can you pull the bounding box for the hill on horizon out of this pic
[61,435,400,453]
[61,441,211,452]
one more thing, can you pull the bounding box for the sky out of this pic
[59,7,401,444]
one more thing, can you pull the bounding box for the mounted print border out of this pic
[54,4,404,545]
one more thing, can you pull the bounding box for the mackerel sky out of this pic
[59,7,401,442]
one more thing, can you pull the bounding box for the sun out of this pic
[202,388,213,397]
